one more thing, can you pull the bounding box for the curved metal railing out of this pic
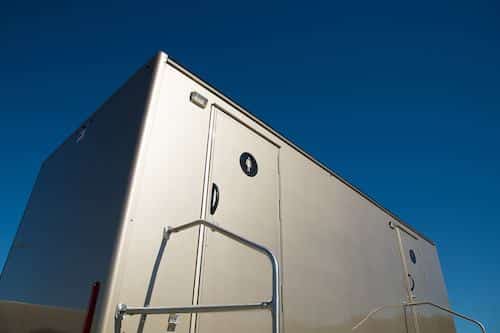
[115,219,280,333]
[406,301,486,333]
[352,301,486,333]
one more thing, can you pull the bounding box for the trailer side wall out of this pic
[0,58,156,333]
[98,55,213,333]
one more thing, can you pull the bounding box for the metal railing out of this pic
[352,301,486,333]
[406,301,486,333]
[115,219,280,333]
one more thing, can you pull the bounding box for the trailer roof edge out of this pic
[165,53,435,246]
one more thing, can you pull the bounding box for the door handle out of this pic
[408,273,415,292]
[210,183,219,215]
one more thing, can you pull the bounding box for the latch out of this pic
[167,313,178,332]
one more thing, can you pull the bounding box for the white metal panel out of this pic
[398,228,456,333]
[106,60,214,333]
[196,106,281,333]
[0,55,158,333]
[279,148,408,333]
[397,228,427,333]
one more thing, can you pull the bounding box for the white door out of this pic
[397,228,456,333]
[196,106,281,333]
[397,228,425,333]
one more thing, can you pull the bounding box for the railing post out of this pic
[405,301,486,333]
[270,251,280,333]
[115,303,126,333]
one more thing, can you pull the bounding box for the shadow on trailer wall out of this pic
[0,59,157,333]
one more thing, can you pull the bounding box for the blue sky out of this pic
[1,0,499,331]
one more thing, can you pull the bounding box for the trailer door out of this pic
[396,227,455,333]
[195,105,281,333]
[396,228,424,333]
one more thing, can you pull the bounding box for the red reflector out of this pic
[82,281,101,333]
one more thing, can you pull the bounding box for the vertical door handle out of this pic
[408,273,415,292]
[210,183,219,215]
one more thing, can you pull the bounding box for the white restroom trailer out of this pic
[0,52,479,333]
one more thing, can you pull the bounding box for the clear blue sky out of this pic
[1,0,498,331]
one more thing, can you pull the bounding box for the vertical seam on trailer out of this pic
[396,227,412,300]
[94,52,167,333]
[277,148,285,331]
[190,104,217,333]
[115,55,166,303]
[395,226,421,333]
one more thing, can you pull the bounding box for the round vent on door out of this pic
[409,249,417,264]
[239,152,258,177]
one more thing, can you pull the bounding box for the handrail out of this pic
[406,301,486,333]
[115,219,280,333]
[352,301,486,333]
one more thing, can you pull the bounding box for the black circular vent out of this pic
[239,152,258,177]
